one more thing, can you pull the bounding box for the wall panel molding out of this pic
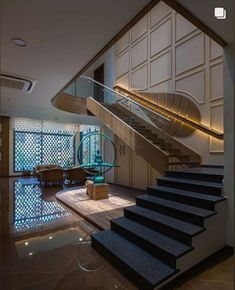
[175,13,198,42]
[209,39,223,61]
[116,49,130,79]
[175,33,205,76]
[150,18,172,58]
[116,73,130,89]
[209,62,223,102]
[131,36,148,69]
[209,104,224,153]
[131,14,148,44]
[175,69,205,104]
[150,1,172,28]
[150,50,172,87]
[131,63,148,90]
[116,32,130,56]
[113,1,224,179]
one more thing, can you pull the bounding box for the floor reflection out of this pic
[0,177,233,290]
[2,226,136,290]
[13,181,70,234]
[0,177,137,290]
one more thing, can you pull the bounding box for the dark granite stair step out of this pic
[91,230,177,290]
[168,154,190,161]
[168,154,190,158]
[157,176,222,196]
[168,161,200,166]
[147,186,225,210]
[165,168,224,183]
[124,205,204,245]
[111,217,192,267]
[136,195,215,226]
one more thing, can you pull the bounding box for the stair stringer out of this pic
[87,97,169,174]
[154,200,227,289]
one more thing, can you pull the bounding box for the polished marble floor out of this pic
[0,177,233,290]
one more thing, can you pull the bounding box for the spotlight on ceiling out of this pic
[11,38,27,47]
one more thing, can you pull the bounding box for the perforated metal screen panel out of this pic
[80,127,100,164]
[14,120,75,171]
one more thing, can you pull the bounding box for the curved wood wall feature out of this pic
[51,92,88,115]
[136,91,200,138]
[114,86,224,140]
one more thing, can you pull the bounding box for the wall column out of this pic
[223,42,234,247]
[0,116,10,177]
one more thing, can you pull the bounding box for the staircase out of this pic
[91,167,226,289]
[105,103,200,168]
[87,97,201,174]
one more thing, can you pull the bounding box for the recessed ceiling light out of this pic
[12,38,27,47]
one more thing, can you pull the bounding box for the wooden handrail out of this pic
[113,86,224,140]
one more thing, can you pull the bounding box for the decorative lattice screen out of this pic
[14,119,75,171]
[80,127,100,164]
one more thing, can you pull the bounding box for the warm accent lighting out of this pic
[113,85,224,140]
[25,242,29,246]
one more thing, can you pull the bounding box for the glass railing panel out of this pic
[64,76,173,152]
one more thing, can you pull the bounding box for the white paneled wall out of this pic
[114,1,224,188]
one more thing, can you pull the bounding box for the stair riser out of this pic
[136,198,205,227]
[111,221,177,268]
[157,179,222,196]
[91,236,156,290]
[124,209,192,246]
[165,171,223,183]
[147,188,215,210]
[169,156,191,162]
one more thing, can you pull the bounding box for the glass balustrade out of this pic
[65,76,173,152]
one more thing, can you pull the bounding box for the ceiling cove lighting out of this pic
[11,38,27,47]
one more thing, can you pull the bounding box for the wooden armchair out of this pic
[63,167,88,184]
[38,168,64,186]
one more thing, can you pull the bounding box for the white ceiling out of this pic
[1,0,233,125]
[175,0,234,44]
[0,0,151,124]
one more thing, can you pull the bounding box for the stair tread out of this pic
[137,195,215,218]
[92,230,177,287]
[125,206,204,236]
[148,186,225,203]
[112,217,192,257]
[168,154,189,157]
[168,161,199,165]
[168,167,223,176]
[158,176,222,187]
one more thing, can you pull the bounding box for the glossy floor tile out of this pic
[0,177,233,290]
